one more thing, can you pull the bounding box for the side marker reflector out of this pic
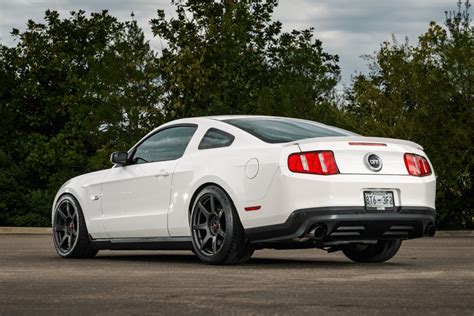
[244,206,261,212]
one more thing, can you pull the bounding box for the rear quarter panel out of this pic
[167,135,282,236]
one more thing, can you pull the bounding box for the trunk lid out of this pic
[287,136,423,175]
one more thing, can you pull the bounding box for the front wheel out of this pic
[342,240,402,263]
[190,185,253,265]
[52,194,98,259]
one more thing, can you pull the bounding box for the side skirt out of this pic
[91,236,193,251]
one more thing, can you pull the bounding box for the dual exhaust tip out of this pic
[309,225,327,241]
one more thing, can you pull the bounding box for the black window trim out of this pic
[198,128,235,150]
[126,123,198,166]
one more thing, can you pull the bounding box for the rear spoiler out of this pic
[284,136,424,151]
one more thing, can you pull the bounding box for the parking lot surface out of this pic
[0,234,473,315]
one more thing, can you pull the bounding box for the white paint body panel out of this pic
[100,159,176,238]
[52,116,436,239]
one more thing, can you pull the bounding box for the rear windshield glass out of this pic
[223,118,353,143]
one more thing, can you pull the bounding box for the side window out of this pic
[198,128,235,150]
[132,125,197,164]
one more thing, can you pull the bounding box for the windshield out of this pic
[222,118,354,143]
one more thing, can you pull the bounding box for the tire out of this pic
[52,194,98,259]
[236,248,255,265]
[190,185,253,265]
[342,240,402,263]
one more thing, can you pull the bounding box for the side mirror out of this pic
[110,151,129,166]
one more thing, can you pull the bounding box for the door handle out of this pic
[156,170,170,177]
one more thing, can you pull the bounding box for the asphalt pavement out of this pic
[0,234,473,315]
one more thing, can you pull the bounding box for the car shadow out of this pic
[93,252,408,268]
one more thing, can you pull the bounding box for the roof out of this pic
[206,115,305,121]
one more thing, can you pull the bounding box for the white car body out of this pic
[52,115,436,251]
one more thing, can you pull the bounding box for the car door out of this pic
[100,124,198,238]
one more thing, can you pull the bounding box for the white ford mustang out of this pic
[52,115,436,264]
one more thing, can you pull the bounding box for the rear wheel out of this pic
[190,185,253,265]
[342,240,402,263]
[52,194,98,259]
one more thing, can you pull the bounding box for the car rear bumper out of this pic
[245,206,436,245]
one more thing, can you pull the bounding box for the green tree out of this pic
[345,1,473,228]
[0,10,162,226]
[150,0,340,121]
[1,1,342,227]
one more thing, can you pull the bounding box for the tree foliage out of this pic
[0,1,472,229]
[150,0,340,120]
[0,10,162,226]
[345,0,473,228]
[0,1,340,227]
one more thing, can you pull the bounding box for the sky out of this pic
[0,0,458,86]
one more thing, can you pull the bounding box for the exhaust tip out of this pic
[310,225,327,240]
[425,224,436,237]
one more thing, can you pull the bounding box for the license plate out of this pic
[364,191,394,210]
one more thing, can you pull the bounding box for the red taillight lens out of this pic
[404,153,432,176]
[288,151,339,175]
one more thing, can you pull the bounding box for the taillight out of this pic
[288,151,339,175]
[404,153,432,176]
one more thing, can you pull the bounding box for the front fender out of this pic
[51,170,109,239]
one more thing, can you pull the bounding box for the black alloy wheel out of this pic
[192,193,227,255]
[52,194,98,259]
[53,198,79,254]
[191,185,253,265]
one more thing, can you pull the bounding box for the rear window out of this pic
[223,118,353,143]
